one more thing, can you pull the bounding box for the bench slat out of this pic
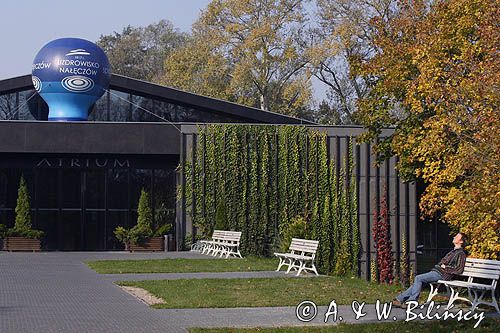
[465,262,500,270]
[291,238,319,245]
[290,240,319,246]
[443,280,494,290]
[290,239,319,250]
[290,240,318,246]
[289,245,318,251]
[289,243,318,249]
[288,238,319,254]
[290,241,318,246]
[463,267,500,275]
[462,271,500,280]
[289,247,317,253]
[466,258,500,265]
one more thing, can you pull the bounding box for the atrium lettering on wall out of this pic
[36,158,130,168]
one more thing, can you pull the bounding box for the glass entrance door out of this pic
[36,168,105,250]
[59,169,82,250]
[83,170,106,250]
[36,168,59,250]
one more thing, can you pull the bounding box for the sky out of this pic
[0,0,211,79]
[0,0,326,101]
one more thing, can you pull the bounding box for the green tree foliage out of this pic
[135,188,153,238]
[370,258,378,282]
[315,100,341,125]
[114,188,153,248]
[0,223,6,239]
[114,227,134,251]
[182,124,359,275]
[14,176,31,231]
[357,0,499,258]
[163,0,313,118]
[97,19,187,82]
[310,0,397,124]
[215,202,229,230]
[280,214,308,252]
[8,176,43,239]
[153,203,174,236]
[399,231,409,287]
[162,37,234,101]
[333,151,358,276]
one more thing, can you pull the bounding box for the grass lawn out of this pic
[118,276,402,309]
[188,317,500,333]
[87,256,277,274]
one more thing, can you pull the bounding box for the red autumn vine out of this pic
[372,192,393,284]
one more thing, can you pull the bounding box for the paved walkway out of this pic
[0,252,199,333]
[0,252,497,333]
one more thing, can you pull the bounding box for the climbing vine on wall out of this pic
[372,191,394,284]
[181,124,359,275]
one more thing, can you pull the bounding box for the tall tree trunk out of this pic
[260,94,270,111]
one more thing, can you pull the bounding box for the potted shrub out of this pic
[115,189,166,252]
[154,203,175,250]
[5,176,43,251]
[114,226,134,252]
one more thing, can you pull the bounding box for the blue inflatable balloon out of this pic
[32,38,111,121]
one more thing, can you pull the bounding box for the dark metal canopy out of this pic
[0,74,314,124]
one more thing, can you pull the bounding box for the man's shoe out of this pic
[392,299,403,308]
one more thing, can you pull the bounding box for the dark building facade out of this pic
[0,74,450,277]
[0,74,312,252]
[0,122,180,251]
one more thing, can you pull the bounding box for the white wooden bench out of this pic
[192,230,243,258]
[194,230,224,254]
[213,231,242,258]
[274,238,319,276]
[426,257,500,313]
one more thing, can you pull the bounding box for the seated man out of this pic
[393,232,467,308]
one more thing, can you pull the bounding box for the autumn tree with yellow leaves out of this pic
[163,0,313,118]
[311,0,398,123]
[356,0,499,258]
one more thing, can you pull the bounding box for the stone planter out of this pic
[4,237,41,252]
[129,236,164,252]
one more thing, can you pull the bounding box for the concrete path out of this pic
[0,252,304,333]
[0,252,497,333]
[0,252,202,333]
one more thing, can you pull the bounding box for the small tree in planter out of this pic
[153,223,172,238]
[114,226,134,251]
[5,176,43,251]
[133,188,154,243]
[153,204,173,237]
[115,189,160,251]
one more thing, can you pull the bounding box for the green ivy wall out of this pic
[177,124,417,279]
